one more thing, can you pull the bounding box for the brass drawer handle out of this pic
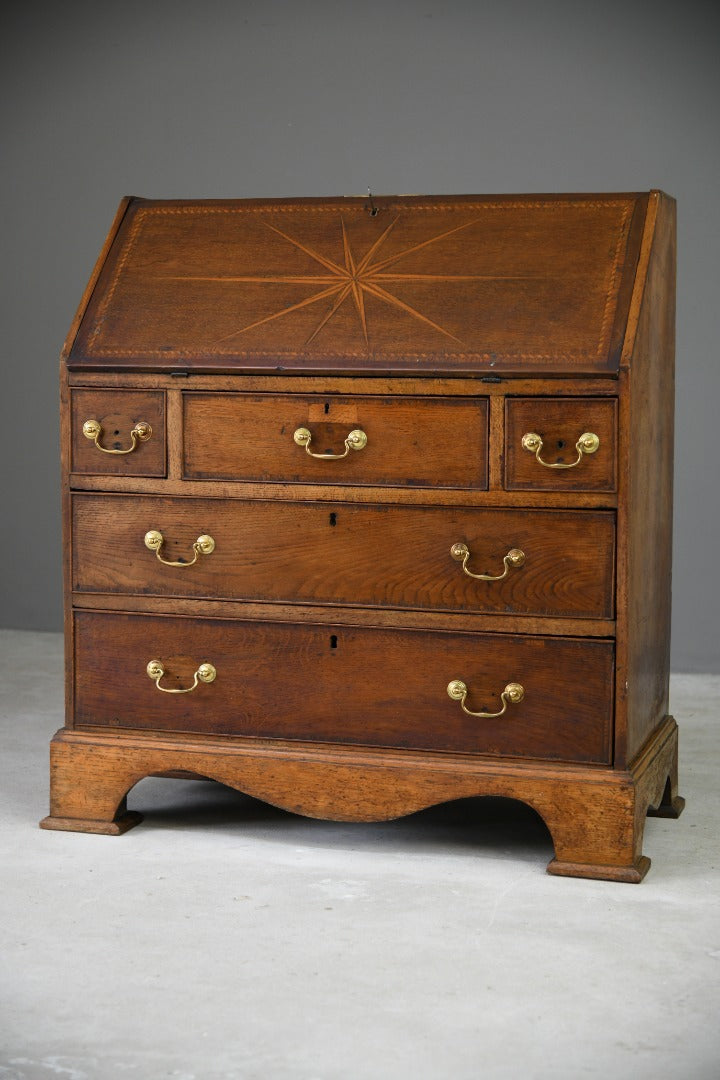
[82,418,152,455]
[146,659,217,694]
[293,426,368,459]
[451,543,525,581]
[447,679,524,718]
[144,530,215,567]
[521,431,599,468]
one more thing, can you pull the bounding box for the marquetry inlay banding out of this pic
[73,197,637,372]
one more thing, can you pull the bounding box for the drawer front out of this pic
[72,495,616,619]
[71,389,166,476]
[183,393,488,489]
[74,612,613,763]
[505,397,617,492]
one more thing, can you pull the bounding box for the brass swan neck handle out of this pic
[144,530,215,567]
[447,679,525,719]
[451,543,525,581]
[82,419,152,455]
[293,426,367,460]
[146,660,217,694]
[521,431,599,469]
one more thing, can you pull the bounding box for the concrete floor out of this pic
[0,630,718,1080]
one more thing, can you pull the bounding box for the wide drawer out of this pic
[505,397,617,492]
[183,392,488,488]
[72,495,616,619]
[74,611,614,763]
[70,389,166,476]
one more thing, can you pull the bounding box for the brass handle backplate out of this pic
[521,431,599,469]
[82,419,152,455]
[144,530,215,567]
[293,426,368,459]
[146,659,217,694]
[451,543,525,581]
[447,679,525,718]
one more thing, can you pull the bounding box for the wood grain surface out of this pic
[72,494,615,619]
[183,392,488,488]
[70,388,166,476]
[40,717,681,883]
[73,610,614,763]
[505,397,617,491]
[67,194,646,375]
[616,191,676,764]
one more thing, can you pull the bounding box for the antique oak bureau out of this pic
[41,192,684,881]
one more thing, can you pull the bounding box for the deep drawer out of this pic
[74,611,614,763]
[183,392,488,488]
[70,389,166,477]
[72,495,616,619]
[505,397,617,492]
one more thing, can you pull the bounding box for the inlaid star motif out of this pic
[162,214,527,350]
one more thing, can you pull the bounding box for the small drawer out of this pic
[71,389,166,476]
[74,611,613,764]
[505,397,617,492]
[183,393,488,489]
[72,495,615,620]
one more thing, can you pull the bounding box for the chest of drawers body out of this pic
[42,192,683,881]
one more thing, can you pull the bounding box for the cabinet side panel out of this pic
[60,361,74,727]
[621,193,675,764]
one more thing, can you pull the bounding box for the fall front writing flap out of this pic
[68,193,649,374]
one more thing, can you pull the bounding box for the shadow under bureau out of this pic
[41,192,684,881]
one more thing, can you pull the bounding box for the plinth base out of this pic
[40,716,683,882]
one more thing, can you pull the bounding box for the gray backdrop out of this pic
[2,0,718,671]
